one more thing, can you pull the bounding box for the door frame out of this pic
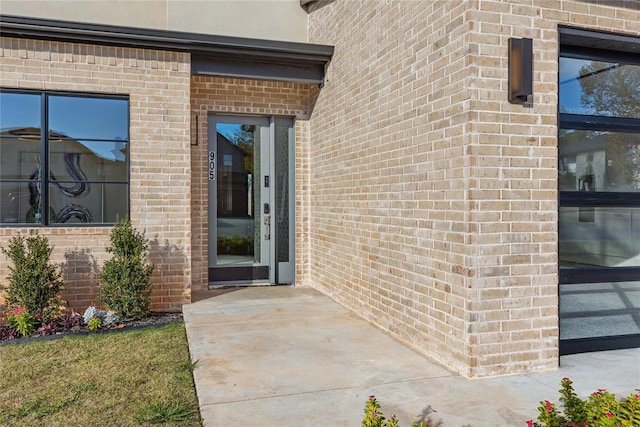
[207,114,295,286]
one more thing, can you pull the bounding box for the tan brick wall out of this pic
[306,0,640,377]
[190,76,319,291]
[0,37,192,313]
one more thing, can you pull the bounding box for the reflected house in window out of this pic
[0,126,127,224]
[216,132,250,218]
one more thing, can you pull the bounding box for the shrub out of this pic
[217,236,253,255]
[87,317,102,331]
[7,306,40,337]
[362,396,431,427]
[55,312,83,330]
[528,378,640,427]
[0,232,64,321]
[99,219,154,320]
[82,306,119,328]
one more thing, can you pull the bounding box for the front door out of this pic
[208,115,294,285]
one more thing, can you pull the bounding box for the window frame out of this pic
[558,41,640,354]
[559,48,640,221]
[0,88,130,227]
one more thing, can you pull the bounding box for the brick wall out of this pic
[306,0,640,377]
[190,76,319,291]
[0,37,192,313]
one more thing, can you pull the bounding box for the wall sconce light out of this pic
[508,37,533,104]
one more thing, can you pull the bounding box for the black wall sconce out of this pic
[508,37,533,104]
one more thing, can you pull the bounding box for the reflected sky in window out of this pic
[0,92,40,130]
[49,96,128,141]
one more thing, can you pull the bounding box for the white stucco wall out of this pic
[0,0,308,42]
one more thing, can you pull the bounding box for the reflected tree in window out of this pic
[577,61,640,191]
[579,61,640,118]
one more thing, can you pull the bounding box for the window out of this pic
[0,91,129,225]
[558,40,640,354]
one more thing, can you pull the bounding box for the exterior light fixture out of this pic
[508,37,533,104]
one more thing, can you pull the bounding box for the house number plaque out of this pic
[208,151,216,181]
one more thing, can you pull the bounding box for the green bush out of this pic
[99,219,154,320]
[528,378,640,427]
[0,232,63,321]
[7,306,39,337]
[217,236,253,256]
[362,396,431,427]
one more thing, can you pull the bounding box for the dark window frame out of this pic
[0,88,130,227]
[558,39,640,354]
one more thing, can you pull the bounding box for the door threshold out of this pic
[208,281,272,290]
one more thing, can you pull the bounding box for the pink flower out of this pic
[9,306,27,316]
[605,412,613,418]
[369,395,375,400]
[592,392,600,397]
[562,377,570,382]
[635,394,640,399]
[526,420,534,427]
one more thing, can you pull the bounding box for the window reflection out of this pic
[0,91,129,225]
[50,139,128,182]
[560,207,640,267]
[559,57,640,118]
[558,130,640,192]
[0,92,40,129]
[560,281,640,340]
[48,96,128,141]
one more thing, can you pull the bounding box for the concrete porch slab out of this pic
[183,286,640,426]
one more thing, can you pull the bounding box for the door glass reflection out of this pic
[216,123,262,266]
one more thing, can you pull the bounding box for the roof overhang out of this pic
[0,14,334,84]
[559,26,640,55]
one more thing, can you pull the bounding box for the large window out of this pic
[558,43,640,354]
[0,91,129,225]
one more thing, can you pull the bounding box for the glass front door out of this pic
[208,116,294,285]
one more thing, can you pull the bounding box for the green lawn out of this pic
[0,323,202,426]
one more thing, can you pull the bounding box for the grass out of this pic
[0,323,202,426]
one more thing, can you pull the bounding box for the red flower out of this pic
[605,412,613,418]
[526,420,534,427]
[9,306,27,316]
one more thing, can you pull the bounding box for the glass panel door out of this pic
[207,116,294,284]
[558,47,640,354]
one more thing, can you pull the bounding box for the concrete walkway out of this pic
[183,286,640,427]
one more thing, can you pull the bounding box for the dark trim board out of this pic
[560,26,640,54]
[0,14,333,84]
[560,333,640,355]
[209,266,269,283]
[560,267,640,284]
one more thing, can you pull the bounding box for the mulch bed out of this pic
[0,312,184,345]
